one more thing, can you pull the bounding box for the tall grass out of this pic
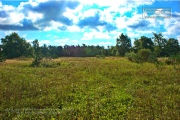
[0,57,179,119]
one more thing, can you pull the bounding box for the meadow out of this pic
[0,57,179,119]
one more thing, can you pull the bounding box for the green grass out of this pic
[0,57,180,119]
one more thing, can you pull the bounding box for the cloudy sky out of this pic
[0,0,180,47]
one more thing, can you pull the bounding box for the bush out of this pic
[125,49,157,63]
[171,55,180,64]
[137,49,151,62]
[148,53,158,63]
[31,57,42,67]
[31,58,60,68]
[165,55,180,65]
[0,53,6,62]
[165,58,174,65]
[96,55,105,59]
[125,52,142,63]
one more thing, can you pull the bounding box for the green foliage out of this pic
[0,57,180,119]
[148,53,158,63]
[1,32,33,59]
[31,40,42,67]
[0,49,6,62]
[165,55,180,65]
[125,49,157,63]
[96,55,105,59]
[116,33,132,56]
[152,32,167,57]
[137,49,152,62]
[134,36,154,52]
[0,32,180,59]
[165,58,174,65]
[125,52,141,63]
[40,58,61,68]
[1,57,180,119]
[165,38,179,56]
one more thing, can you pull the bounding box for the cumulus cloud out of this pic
[0,0,155,32]
[24,1,79,26]
[128,20,150,29]
[0,0,179,44]
[78,11,116,31]
[81,31,111,41]
[0,0,80,31]
[66,25,81,32]
[78,12,106,28]
[54,38,70,46]
[0,10,8,18]
[0,19,38,30]
[54,38,69,43]
[70,40,78,44]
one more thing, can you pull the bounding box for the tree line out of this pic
[0,32,179,62]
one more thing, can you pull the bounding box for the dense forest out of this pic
[0,32,179,61]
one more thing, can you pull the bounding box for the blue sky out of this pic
[0,0,180,47]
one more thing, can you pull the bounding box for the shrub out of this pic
[125,52,142,63]
[39,58,60,68]
[0,48,6,62]
[165,58,174,65]
[0,55,6,62]
[96,55,101,58]
[31,58,60,68]
[31,57,42,67]
[148,53,158,63]
[125,50,157,63]
[171,55,180,64]
[96,55,105,59]
[138,49,151,62]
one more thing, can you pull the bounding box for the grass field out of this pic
[0,57,180,119]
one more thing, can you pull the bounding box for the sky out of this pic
[0,0,180,47]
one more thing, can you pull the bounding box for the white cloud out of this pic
[70,40,78,44]
[81,9,99,18]
[54,38,70,46]
[5,31,18,35]
[22,34,27,38]
[98,42,112,45]
[3,5,15,11]
[81,0,129,8]
[136,29,156,35]
[99,10,114,23]
[162,21,180,36]
[81,32,94,41]
[67,25,81,32]
[0,2,2,7]
[127,32,140,38]
[26,39,34,43]
[63,8,79,23]
[53,36,59,39]
[177,35,180,43]
[9,12,25,25]
[27,11,43,23]
[43,21,64,31]
[115,16,128,29]
[81,31,111,41]
[0,5,24,26]
[54,38,69,43]
[39,40,51,46]
[95,32,111,39]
